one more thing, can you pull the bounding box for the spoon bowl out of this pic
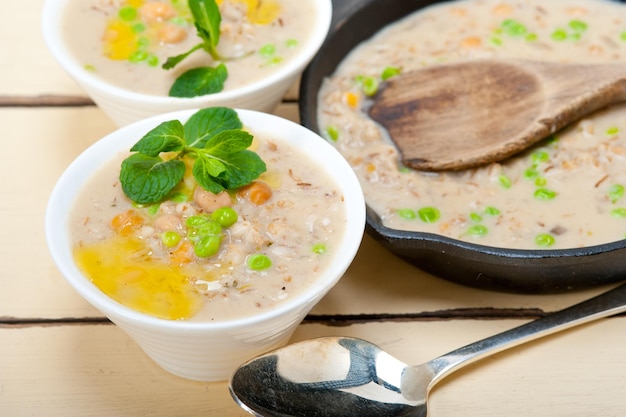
[368,59,626,171]
[230,281,626,416]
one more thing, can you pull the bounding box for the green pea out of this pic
[501,19,527,37]
[186,215,209,228]
[546,135,559,145]
[128,50,148,63]
[161,231,181,248]
[194,235,221,258]
[360,76,379,96]
[146,204,160,216]
[535,233,555,247]
[498,175,512,189]
[621,31,626,42]
[606,126,620,136]
[197,220,222,236]
[418,207,440,223]
[535,177,547,187]
[264,56,284,66]
[397,208,417,220]
[119,6,137,21]
[551,28,568,41]
[259,43,277,57]
[490,36,503,46]
[325,126,339,142]
[147,55,160,67]
[525,33,538,42]
[608,184,624,203]
[534,188,557,200]
[532,151,549,164]
[381,66,401,80]
[524,167,539,179]
[312,243,327,254]
[211,207,238,227]
[485,206,500,216]
[467,225,488,236]
[131,22,146,33]
[569,20,588,32]
[137,36,150,48]
[611,208,626,218]
[286,38,299,48]
[247,254,272,271]
[469,212,482,222]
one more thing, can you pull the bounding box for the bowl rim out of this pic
[41,0,333,103]
[45,108,365,331]
[300,0,626,260]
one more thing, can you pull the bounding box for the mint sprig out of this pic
[163,0,228,98]
[169,63,228,98]
[120,107,267,204]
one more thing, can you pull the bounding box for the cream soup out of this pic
[61,0,317,96]
[70,128,347,321]
[318,0,626,250]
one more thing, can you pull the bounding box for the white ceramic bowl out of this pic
[45,108,365,381]
[41,0,333,127]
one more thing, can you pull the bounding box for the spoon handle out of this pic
[426,281,626,387]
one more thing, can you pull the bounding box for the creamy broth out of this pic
[70,129,347,321]
[62,0,317,96]
[318,0,626,250]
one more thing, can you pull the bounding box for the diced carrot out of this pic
[460,36,482,48]
[345,92,359,108]
[111,210,144,236]
[169,240,194,265]
[366,163,377,173]
[240,181,273,205]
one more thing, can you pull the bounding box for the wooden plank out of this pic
[2,0,85,97]
[1,319,625,416]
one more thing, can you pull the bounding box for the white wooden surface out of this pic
[1,1,625,416]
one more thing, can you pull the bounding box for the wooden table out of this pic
[2,1,626,416]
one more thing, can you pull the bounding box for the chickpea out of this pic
[153,213,182,231]
[194,188,233,212]
[158,24,187,44]
[139,2,176,23]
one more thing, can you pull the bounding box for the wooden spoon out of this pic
[367,59,626,171]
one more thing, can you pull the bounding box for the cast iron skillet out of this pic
[300,0,626,293]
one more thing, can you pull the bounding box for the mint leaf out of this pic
[120,107,266,205]
[162,43,204,70]
[120,154,186,204]
[162,0,222,71]
[184,107,242,148]
[192,157,228,194]
[189,130,262,191]
[218,150,267,188]
[168,64,227,98]
[130,120,185,157]
[204,129,253,157]
[189,0,221,55]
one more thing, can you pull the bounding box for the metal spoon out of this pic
[230,281,626,417]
